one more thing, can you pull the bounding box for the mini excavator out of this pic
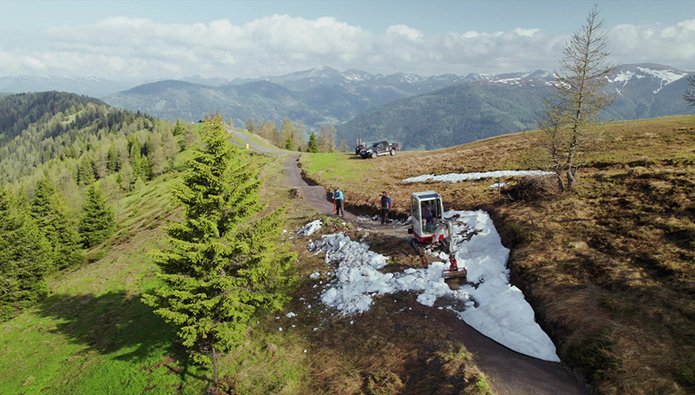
[407,191,468,280]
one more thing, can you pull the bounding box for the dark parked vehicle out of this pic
[355,143,366,155]
[359,140,400,159]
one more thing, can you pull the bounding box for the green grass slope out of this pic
[0,154,309,394]
[0,173,206,394]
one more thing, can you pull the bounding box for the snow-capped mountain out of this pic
[606,64,689,94]
[601,64,692,119]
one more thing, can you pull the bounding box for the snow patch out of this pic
[637,66,688,85]
[308,212,560,362]
[403,170,553,183]
[297,220,322,237]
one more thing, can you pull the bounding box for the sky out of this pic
[0,0,693,81]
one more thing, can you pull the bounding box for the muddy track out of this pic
[243,134,586,394]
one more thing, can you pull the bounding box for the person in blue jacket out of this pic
[334,188,344,217]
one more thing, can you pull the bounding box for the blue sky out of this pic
[0,0,693,79]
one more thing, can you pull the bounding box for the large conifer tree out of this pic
[0,188,52,319]
[143,115,295,385]
[78,184,116,247]
[31,178,84,269]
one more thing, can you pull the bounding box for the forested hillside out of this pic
[0,92,190,190]
[0,99,304,392]
[0,91,96,143]
[339,82,552,149]
[0,91,191,320]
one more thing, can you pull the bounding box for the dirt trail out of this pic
[243,133,586,394]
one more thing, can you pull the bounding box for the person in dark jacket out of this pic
[379,191,392,224]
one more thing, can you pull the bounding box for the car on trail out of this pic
[359,140,400,159]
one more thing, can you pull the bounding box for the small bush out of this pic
[503,176,560,201]
[365,371,404,395]
[562,334,621,383]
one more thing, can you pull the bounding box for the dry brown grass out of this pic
[301,115,695,393]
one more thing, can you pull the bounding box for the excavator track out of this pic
[409,238,428,265]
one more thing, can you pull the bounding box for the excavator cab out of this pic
[408,191,467,280]
[410,191,445,243]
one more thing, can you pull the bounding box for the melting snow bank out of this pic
[403,170,553,183]
[308,210,560,362]
[297,220,322,237]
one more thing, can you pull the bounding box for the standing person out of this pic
[380,191,392,224]
[334,188,344,217]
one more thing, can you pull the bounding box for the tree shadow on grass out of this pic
[37,291,207,382]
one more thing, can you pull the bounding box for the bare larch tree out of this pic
[543,6,613,191]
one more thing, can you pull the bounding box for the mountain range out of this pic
[339,64,694,149]
[2,64,692,150]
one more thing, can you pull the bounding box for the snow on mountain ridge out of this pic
[607,70,645,85]
[636,66,689,94]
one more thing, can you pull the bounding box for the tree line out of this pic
[0,180,115,319]
[244,116,345,152]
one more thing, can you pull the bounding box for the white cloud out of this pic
[609,19,695,68]
[386,24,424,40]
[514,28,540,37]
[0,16,693,80]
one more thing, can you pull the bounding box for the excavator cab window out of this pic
[422,200,438,233]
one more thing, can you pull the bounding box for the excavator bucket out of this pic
[442,256,467,280]
[442,268,468,280]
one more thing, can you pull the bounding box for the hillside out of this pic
[0,91,97,143]
[300,115,695,393]
[338,82,552,150]
[1,91,691,393]
[0,108,506,393]
[0,92,158,185]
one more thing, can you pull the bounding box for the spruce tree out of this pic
[307,131,319,153]
[143,115,295,386]
[173,119,184,135]
[161,127,180,167]
[0,188,52,319]
[30,178,83,269]
[77,156,95,185]
[78,184,116,247]
[117,160,134,191]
